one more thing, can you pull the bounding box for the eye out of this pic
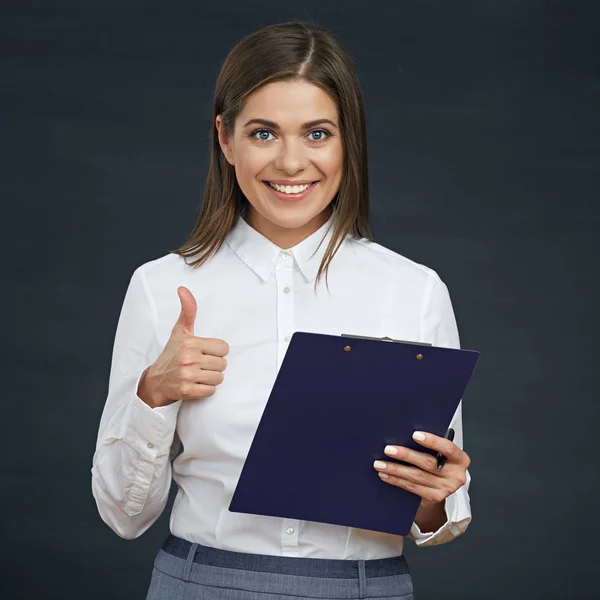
[248,128,332,143]
[250,128,275,142]
[307,128,332,142]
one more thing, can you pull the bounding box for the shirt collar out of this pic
[225,210,341,283]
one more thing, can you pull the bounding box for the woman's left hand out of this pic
[373,431,471,508]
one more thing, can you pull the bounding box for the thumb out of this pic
[172,286,197,337]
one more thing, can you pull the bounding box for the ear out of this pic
[216,115,234,166]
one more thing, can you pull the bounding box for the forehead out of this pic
[239,80,338,124]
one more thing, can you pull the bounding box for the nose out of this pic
[273,137,309,175]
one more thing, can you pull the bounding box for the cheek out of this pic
[234,147,270,180]
[318,144,343,178]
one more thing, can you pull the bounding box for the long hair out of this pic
[170,19,375,293]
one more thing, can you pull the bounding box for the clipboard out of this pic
[228,331,480,537]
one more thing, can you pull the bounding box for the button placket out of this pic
[275,252,298,554]
[275,252,295,371]
[281,519,300,555]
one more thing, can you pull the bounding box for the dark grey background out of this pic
[3,1,599,598]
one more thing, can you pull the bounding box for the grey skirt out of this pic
[145,533,415,599]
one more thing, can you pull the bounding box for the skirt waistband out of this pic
[160,533,410,578]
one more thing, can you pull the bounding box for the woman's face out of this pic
[216,79,343,248]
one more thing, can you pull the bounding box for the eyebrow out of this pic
[242,118,338,130]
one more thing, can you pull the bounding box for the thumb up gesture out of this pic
[137,286,230,408]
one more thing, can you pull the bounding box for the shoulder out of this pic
[349,236,443,289]
[130,252,192,292]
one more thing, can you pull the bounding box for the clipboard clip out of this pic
[340,333,432,347]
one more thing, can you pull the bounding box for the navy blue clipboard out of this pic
[228,331,480,536]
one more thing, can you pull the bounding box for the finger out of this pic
[378,473,447,504]
[201,354,228,372]
[179,380,218,400]
[383,444,439,473]
[182,336,230,359]
[197,337,230,358]
[411,431,463,464]
[173,286,198,336]
[179,350,228,372]
[373,460,440,487]
[180,365,225,386]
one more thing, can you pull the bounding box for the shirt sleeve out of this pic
[91,266,183,540]
[407,272,472,547]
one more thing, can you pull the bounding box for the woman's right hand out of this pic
[137,286,230,408]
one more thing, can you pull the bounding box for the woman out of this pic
[92,19,472,600]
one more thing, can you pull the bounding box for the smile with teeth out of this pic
[267,182,314,194]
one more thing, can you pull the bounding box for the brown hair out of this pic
[170,19,375,293]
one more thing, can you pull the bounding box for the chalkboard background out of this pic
[3,1,598,598]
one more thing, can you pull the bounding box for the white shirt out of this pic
[91,210,472,559]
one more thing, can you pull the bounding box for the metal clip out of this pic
[340,333,432,346]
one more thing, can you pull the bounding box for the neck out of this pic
[244,207,332,250]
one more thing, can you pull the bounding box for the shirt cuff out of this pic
[408,472,472,547]
[122,369,183,458]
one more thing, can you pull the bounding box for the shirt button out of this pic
[284,335,291,342]
[147,442,154,449]
[286,527,295,535]
[283,287,290,294]
[280,251,289,259]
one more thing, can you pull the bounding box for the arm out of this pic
[407,273,472,547]
[91,266,183,539]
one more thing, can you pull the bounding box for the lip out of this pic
[262,180,319,202]
[264,180,318,186]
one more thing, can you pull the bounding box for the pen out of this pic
[436,428,455,472]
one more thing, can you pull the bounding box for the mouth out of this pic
[261,180,320,202]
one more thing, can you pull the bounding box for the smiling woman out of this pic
[92,17,472,600]
[170,19,373,294]
[216,79,344,246]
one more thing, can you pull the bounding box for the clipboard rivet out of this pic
[344,345,351,352]
[416,354,423,360]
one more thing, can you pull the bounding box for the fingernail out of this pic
[378,472,389,479]
[384,445,398,456]
[373,460,387,470]
[413,431,426,441]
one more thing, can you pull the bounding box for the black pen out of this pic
[436,428,455,472]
